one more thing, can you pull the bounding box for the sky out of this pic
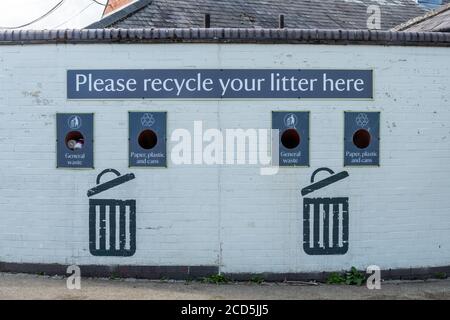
[0,0,106,29]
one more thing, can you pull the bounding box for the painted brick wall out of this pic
[0,43,449,273]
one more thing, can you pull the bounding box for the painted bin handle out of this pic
[301,167,349,197]
[310,167,335,183]
[96,168,121,185]
[87,168,135,197]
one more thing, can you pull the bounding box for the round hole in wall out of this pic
[281,128,301,149]
[65,131,85,151]
[352,129,371,149]
[138,129,158,150]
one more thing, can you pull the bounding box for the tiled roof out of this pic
[419,0,450,9]
[394,3,450,31]
[1,28,449,47]
[88,0,426,30]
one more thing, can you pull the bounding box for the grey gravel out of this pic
[0,273,449,300]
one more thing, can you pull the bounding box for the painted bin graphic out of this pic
[301,168,349,255]
[87,169,136,257]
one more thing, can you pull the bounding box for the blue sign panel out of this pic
[57,113,94,168]
[129,112,167,167]
[272,111,310,167]
[67,70,373,99]
[344,112,380,166]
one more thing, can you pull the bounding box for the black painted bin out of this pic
[301,168,349,255]
[87,169,136,257]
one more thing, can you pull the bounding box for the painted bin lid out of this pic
[87,168,135,197]
[301,168,349,197]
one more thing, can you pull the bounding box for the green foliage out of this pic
[345,267,365,286]
[326,272,346,284]
[202,274,230,284]
[326,267,366,286]
[250,275,265,284]
[435,272,447,279]
[109,272,120,280]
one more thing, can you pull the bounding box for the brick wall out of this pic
[103,0,134,16]
[0,43,449,273]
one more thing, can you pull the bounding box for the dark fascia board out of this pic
[0,28,449,47]
[86,0,153,29]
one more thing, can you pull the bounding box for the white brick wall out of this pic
[0,43,449,273]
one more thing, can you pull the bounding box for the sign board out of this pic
[129,112,167,167]
[272,111,310,167]
[67,69,373,100]
[57,113,94,168]
[344,112,380,166]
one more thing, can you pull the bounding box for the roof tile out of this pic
[88,0,427,30]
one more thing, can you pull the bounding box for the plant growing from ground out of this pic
[109,272,120,280]
[435,272,447,279]
[326,272,346,284]
[202,274,230,284]
[326,267,366,286]
[345,267,365,286]
[250,276,265,284]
